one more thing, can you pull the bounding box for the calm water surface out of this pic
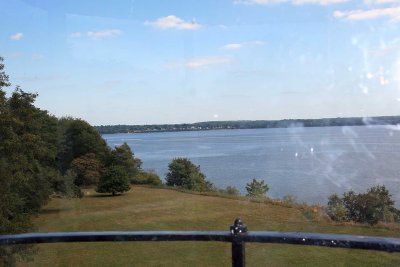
[103,126,400,205]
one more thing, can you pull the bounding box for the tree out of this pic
[58,119,110,173]
[109,143,142,179]
[0,57,61,265]
[246,178,269,198]
[328,185,399,225]
[71,153,102,186]
[326,194,348,222]
[166,158,212,191]
[96,165,130,196]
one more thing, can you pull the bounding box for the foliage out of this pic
[220,186,240,196]
[58,118,110,173]
[52,170,83,198]
[71,153,102,186]
[245,178,269,198]
[108,143,142,179]
[166,158,213,191]
[326,194,348,222]
[95,116,400,134]
[327,186,399,225]
[0,57,59,265]
[96,165,130,196]
[131,170,162,186]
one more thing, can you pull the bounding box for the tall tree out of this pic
[166,158,212,191]
[109,143,142,179]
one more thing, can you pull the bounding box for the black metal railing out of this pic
[1,219,400,267]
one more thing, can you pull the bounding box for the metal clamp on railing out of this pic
[230,218,248,267]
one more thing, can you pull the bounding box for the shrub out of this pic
[327,185,399,225]
[132,171,162,186]
[166,158,213,192]
[326,194,348,222]
[221,186,240,196]
[246,178,269,198]
[96,165,130,196]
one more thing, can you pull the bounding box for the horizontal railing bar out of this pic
[1,231,400,252]
[245,232,400,252]
[0,231,231,245]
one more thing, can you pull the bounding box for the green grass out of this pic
[18,186,400,266]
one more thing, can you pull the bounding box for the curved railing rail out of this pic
[1,219,399,267]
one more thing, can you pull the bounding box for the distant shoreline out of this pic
[95,115,400,134]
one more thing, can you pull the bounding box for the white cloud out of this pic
[184,56,234,69]
[70,29,122,39]
[334,7,400,21]
[234,0,349,5]
[222,40,265,50]
[10,33,23,41]
[223,43,243,49]
[145,15,201,30]
[87,29,122,39]
[364,0,399,4]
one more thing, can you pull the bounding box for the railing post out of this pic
[230,218,247,267]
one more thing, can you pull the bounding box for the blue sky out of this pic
[1,0,400,125]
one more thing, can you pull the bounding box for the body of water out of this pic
[103,126,400,205]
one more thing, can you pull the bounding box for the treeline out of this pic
[0,57,150,265]
[95,116,400,134]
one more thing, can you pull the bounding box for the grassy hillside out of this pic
[19,187,400,266]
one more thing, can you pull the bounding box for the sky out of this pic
[1,0,400,125]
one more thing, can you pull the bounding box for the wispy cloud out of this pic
[234,0,349,5]
[70,29,123,39]
[364,0,399,4]
[10,32,23,41]
[186,56,233,68]
[145,15,201,30]
[222,41,265,50]
[167,56,234,69]
[334,6,400,21]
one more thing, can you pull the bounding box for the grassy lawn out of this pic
[18,186,400,266]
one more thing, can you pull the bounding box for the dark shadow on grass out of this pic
[88,193,126,198]
[40,208,72,214]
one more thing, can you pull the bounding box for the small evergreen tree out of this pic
[166,158,212,191]
[96,165,130,196]
[246,178,269,198]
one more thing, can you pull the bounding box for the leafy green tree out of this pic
[0,57,62,265]
[71,153,102,186]
[96,165,130,196]
[329,185,399,225]
[326,194,348,222]
[245,178,269,198]
[109,143,142,179]
[166,158,212,191]
[58,119,110,172]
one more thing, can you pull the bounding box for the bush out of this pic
[246,178,269,198]
[96,165,130,196]
[326,194,348,222]
[166,158,213,192]
[221,186,240,196]
[132,171,162,186]
[327,185,399,225]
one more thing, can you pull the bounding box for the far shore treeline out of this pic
[95,116,400,134]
